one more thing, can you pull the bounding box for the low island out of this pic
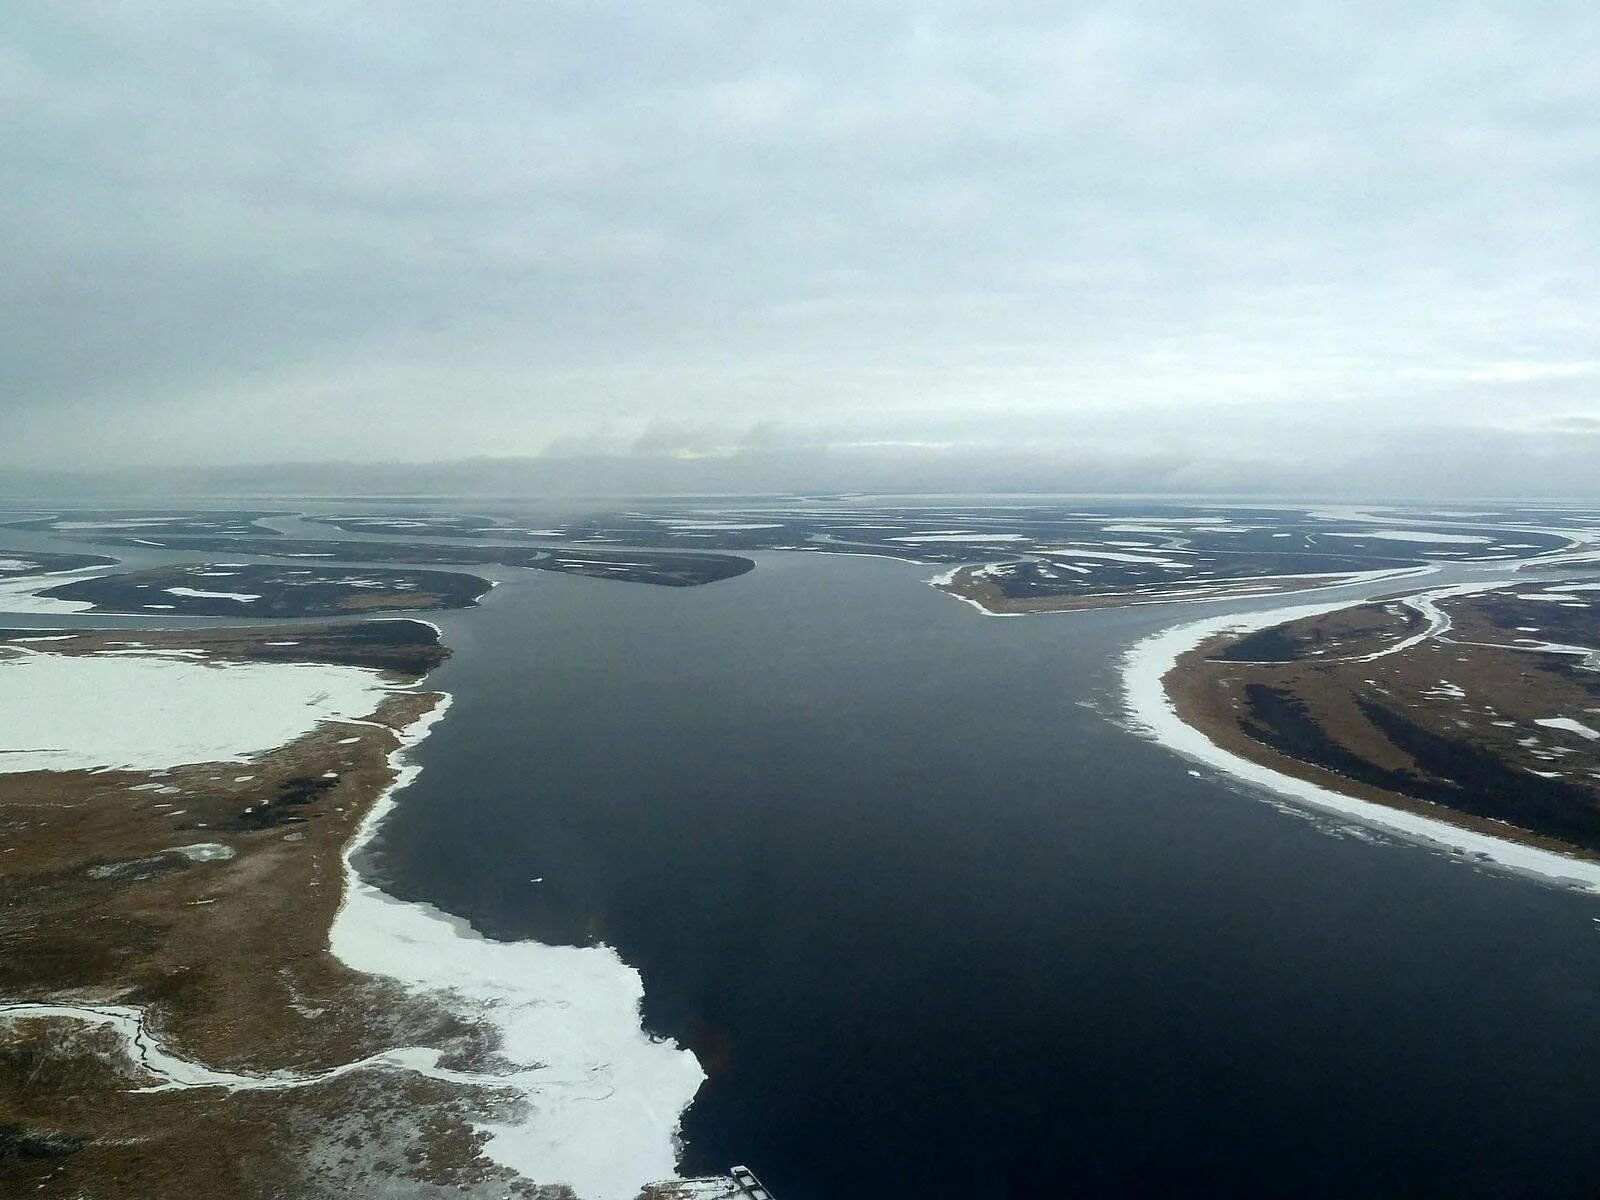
[1157,578,1600,861]
[38,563,494,617]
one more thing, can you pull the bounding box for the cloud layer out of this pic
[3,3,1598,491]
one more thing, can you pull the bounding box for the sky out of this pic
[3,2,1598,495]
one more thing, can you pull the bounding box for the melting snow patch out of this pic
[658,520,783,531]
[889,532,1027,543]
[167,587,261,602]
[1326,530,1491,545]
[1534,718,1600,741]
[0,570,102,614]
[170,842,235,862]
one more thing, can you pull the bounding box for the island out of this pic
[1158,578,1600,859]
[31,501,1586,606]
[38,563,494,617]
[4,510,287,539]
[76,535,756,589]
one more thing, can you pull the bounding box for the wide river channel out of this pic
[370,550,1600,1198]
[8,527,1600,1198]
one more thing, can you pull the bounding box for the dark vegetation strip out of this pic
[40,564,491,618]
[82,535,755,587]
[1238,684,1600,851]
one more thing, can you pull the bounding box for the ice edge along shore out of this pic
[0,646,705,1200]
[1120,589,1600,894]
[330,691,708,1200]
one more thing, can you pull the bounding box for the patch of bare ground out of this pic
[0,623,543,1199]
[1167,586,1600,857]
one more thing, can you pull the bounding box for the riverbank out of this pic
[935,561,1432,615]
[1123,586,1600,891]
[0,618,721,1199]
[0,625,538,1198]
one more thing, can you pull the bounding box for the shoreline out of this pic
[329,671,709,1200]
[1121,591,1600,893]
[932,562,1437,617]
[0,628,711,1200]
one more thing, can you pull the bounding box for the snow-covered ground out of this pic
[0,650,403,774]
[0,568,103,613]
[1325,529,1492,545]
[1535,717,1600,742]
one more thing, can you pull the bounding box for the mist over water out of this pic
[372,552,1600,1198]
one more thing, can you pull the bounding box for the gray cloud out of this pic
[2,2,1598,493]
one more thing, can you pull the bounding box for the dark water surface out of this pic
[366,553,1600,1199]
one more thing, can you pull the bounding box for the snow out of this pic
[0,651,402,774]
[330,701,706,1200]
[53,518,184,529]
[1534,718,1600,741]
[888,533,1027,543]
[659,521,783,531]
[1334,582,1506,664]
[0,557,43,572]
[1038,547,1186,565]
[166,587,262,602]
[170,842,236,862]
[0,1001,552,1096]
[1122,592,1600,893]
[0,569,102,614]
[1325,530,1492,545]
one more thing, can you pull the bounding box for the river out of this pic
[352,549,1600,1198]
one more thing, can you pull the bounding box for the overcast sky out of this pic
[3,3,1598,493]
